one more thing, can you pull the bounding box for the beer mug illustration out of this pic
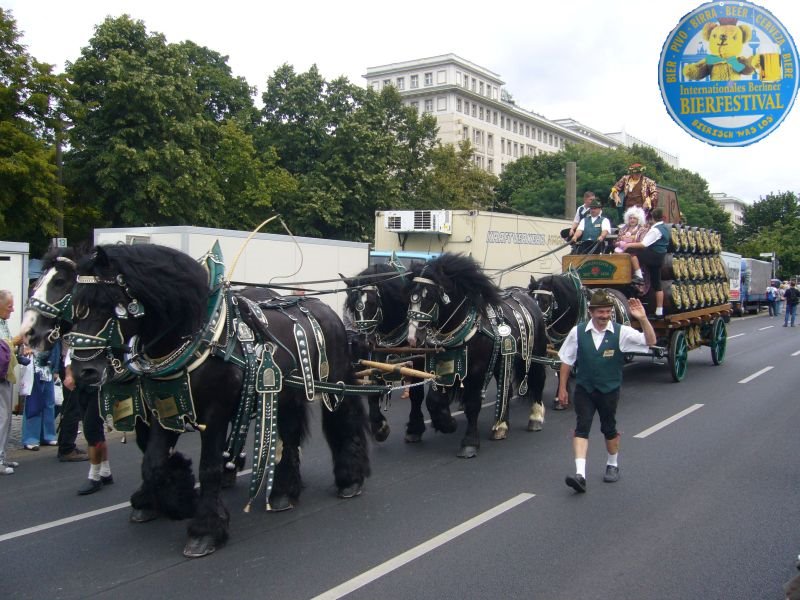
[758,53,782,81]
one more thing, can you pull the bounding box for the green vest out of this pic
[575,322,624,393]
[581,215,603,241]
[650,223,671,254]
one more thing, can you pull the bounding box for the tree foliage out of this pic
[496,142,734,244]
[0,8,65,253]
[417,141,499,210]
[735,191,800,278]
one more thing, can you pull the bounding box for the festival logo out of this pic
[659,1,798,146]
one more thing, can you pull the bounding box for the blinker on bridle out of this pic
[76,273,145,319]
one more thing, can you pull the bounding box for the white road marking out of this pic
[738,366,774,384]
[792,350,800,357]
[727,333,745,339]
[310,493,535,600]
[758,326,774,331]
[0,468,255,544]
[633,404,704,439]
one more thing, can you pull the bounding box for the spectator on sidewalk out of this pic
[783,281,800,327]
[0,290,23,474]
[21,341,60,451]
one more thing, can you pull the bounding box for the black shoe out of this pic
[101,474,114,485]
[603,465,620,483]
[631,275,644,284]
[58,448,89,462]
[565,474,587,493]
[77,479,103,495]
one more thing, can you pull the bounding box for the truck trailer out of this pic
[740,257,772,314]
[720,251,742,315]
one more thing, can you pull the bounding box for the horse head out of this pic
[406,254,499,347]
[528,275,558,322]
[345,264,412,340]
[24,248,79,350]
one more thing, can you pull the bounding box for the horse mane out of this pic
[76,244,209,338]
[419,253,501,312]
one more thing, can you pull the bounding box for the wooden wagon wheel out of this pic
[668,329,688,382]
[709,316,727,365]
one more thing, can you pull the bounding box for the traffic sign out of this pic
[759,252,774,258]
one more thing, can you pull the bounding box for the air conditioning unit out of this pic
[384,210,452,234]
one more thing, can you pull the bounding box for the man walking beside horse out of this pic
[557,291,655,493]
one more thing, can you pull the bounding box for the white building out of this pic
[711,192,747,227]
[364,54,677,175]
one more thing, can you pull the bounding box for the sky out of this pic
[5,0,800,205]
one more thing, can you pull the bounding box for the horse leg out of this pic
[367,394,390,443]
[269,394,306,512]
[184,422,228,558]
[129,420,181,524]
[404,384,426,443]
[527,362,547,432]
[425,388,457,434]
[457,388,482,458]
[322,394,371,499]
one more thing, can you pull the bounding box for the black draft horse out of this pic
[23,247,80,350]
[344,263,430,443]
[406,253,548,458]
[66,244,370,558]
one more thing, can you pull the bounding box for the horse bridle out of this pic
[26,257,77,342]
[347,285,383,334]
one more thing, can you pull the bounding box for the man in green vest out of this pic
[570,199,611,255]
[557,290,656,493]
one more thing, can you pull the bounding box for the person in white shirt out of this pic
[570,199,611,255]
[621,207,671,317]
[557,291,656,493]
[568,191,597,239]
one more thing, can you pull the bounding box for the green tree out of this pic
[0,8,65,254]
[258,66,438,240]
[417,141,499,210]
[735,191,799,278]
[64,15,286,231]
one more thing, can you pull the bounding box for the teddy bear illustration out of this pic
[683,18,759,81]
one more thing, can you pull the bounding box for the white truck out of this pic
[373,209,571,287]
[740,257,773,314]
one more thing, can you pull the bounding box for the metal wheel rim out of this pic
[711,318,726,365]
[670,331,688,381]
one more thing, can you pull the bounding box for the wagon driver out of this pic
[558,291,655,493]
[610,163,658,223]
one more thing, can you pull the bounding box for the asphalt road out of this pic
[1,313,798,600]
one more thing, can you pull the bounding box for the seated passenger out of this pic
[621,207,670,317]
[614,206,649,254]
[570,199,611,255]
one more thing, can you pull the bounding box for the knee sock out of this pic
[88,463,100,481]
[575,458,586,477]
[99,461,111,477]
[607,453,619,467]
[635,269,643,278]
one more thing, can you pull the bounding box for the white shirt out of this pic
[640,220,665,247]
[557,320,650,367]
[572,204,592,225]
[576,215,611,234]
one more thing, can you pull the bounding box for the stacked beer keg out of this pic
[644,225,730,314]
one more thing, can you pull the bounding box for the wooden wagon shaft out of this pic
[358,359,436,380]
[370,346,444,354]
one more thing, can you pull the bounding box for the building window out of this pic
[456,71,462,86]
[525,125,530,137]
[513,120,518,134]
[537,129,542,142]
[410,101,419,112]
[501,116,505,128]
[487,134,494,151]
[463,126,469,141]
[456,98,462,112]
[424,72,433,86]
[493,111,498,125]
[410,75,419,89]
[471,77,476,91]
[549,133,553,145]
[488,158,494,172]
[479,107,484,120]
[371,81,380,91]
[437,70,446,84]
[514,142,519,157]
[464,100,469,114]
[500,138,505,154]
[507,119,511,131]
[479,82,484,95]
[471,104,477,117]
[383,79,391,87]
[396,77,405,90]
[424,99,433,113]
[437,97,447,111]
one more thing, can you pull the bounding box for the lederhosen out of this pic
[631,223,670,291]
[573,324,624,440]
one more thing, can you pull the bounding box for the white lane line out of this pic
[0,468,255,544]
[758,326,774,331]
[311,493,535,600]
[738,366,774,383]
[727,333,745,339]
[633,404,703,439]
[792,350,800,356]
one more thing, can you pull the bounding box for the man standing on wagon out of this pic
[610,163,658,223]
[557,291,656,493]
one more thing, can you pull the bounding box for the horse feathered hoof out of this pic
[221,469,237,489]
[129,508,159,523]
[490,429,508,441]
[338,483,363,499]
[267,495,293,512]
[404,432,423,443]
[527,419,543,432]
[457,445,479,459]
[432,415,457,434]
[372,422,390,443]
[183,535,217,558]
